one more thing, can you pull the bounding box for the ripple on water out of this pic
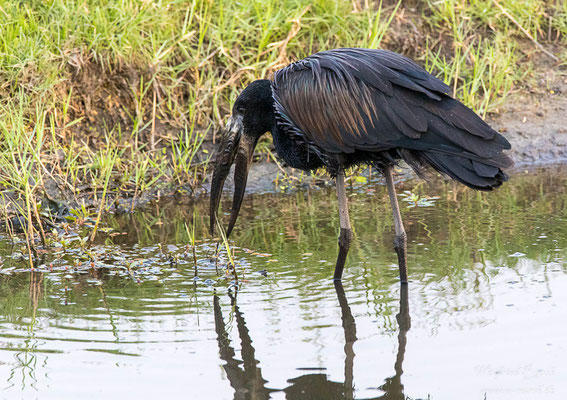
[1,166,567,399]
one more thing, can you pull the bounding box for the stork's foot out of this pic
[334,228,353,281]
[394,231,408,284]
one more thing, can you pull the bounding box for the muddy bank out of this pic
[490,66,567,166]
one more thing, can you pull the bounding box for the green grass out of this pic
[0,0,566,253]
[421,0,566,116]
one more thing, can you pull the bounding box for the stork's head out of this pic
[209,79,274,237]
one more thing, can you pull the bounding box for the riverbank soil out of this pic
[492,62,567,165]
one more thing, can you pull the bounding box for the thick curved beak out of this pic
[209,115,257,237]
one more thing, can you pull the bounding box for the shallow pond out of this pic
[1,165,567,399]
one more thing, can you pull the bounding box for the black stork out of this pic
[209,48,512,283]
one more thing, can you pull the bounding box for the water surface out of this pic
[1,165,566,399]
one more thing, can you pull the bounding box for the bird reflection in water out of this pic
[213,292,275,399]
[213,283,411,400]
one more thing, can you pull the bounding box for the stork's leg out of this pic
[334,170,353,281]
[384,165,408,283]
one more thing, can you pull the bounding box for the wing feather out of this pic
[272,48,511,167]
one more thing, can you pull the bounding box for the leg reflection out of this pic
[283,282,358,399]
[212,284,411,400]
[334,281,357,400]
[374,283,411,399]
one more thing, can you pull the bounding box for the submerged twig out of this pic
[31,194,47,247]
[216,218,238,282]
[214,242,220,275]
[184,216,198,277]
[89,149,119,246]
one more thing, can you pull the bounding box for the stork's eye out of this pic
[236,106,246,113]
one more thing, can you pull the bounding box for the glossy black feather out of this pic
[272,48,512,190]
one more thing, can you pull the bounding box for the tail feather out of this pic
[472,161,498,178]
[395,101,513,191]
[414,150,509,191]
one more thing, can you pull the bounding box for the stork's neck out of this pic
[270,117,324,172]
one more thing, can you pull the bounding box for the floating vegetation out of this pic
[398,191,440,208]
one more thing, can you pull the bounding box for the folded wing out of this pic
[272,48,512,190]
